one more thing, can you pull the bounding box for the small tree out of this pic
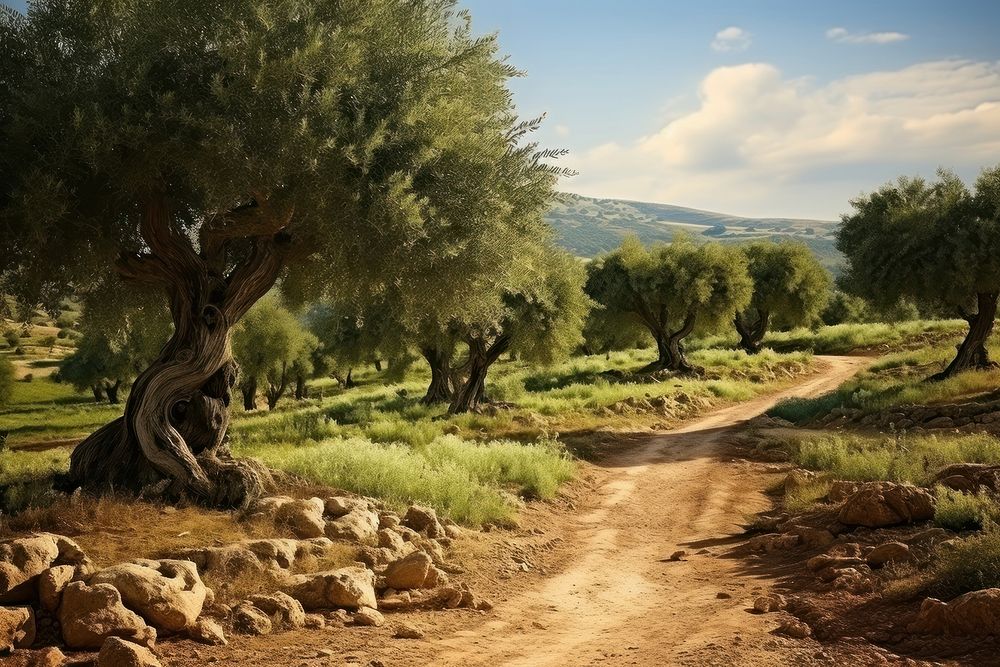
[838,168,1000,379]
[449,248,591,414]
[587,237,752,372]
[0,354,13,407]
[735,241,831,353]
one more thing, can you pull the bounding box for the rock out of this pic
[444,524,463,540]
[384,551,436,590]
[790,526,835,549]
[402,505,445,538]
[98,637,162,667]
[837,483,935,528]
[932,463,1000,493]
[232,602,272,635]
[38,565,75,612]
[274,498,327,539]
[0,533,92,603]
[753,594,786,614]
[0,606,35,652]
[806,555,862,572]
[668,550,686,561]
[353,607,385,627]
[924,416,955,429]
[775,620,812,639]
[247,591,305,629]
[2,647,66,667]
[379,512,401,530]
[909,589,1000,635]
[59,582,156,649]
[394,622,425,639]
[283,566,378,610]
[904,528,951,545]
[866,542,913,568]
[377,529,411,557]
[325,509,380,545]
[189,617,227,645]
[90,559,206,632]
[172,537,333,577]
[826,481,862,504]
[304,613,326,629]
[324,496,369,519]
[716,592,732,599]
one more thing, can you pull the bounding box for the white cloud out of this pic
[711,26,751,53]
[561,59,1000,218]
[554,124,571,138]
[826,27,909,44]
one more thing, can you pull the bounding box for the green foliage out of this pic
[0,355,13,407]
[932,530,1000,598]
[934,486,1000,531]
[739,240,831,330]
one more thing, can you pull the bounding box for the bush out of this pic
[933,486,1000,531]
[0,356,13,407]
[932,530,1000,598]
[3,330,18,348]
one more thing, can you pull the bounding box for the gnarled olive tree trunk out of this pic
[639,313,696,373]
[448,334,511,414]
[420,345,453,405]
[735,309,770,354]
[932,292,999,381]
[64,195,288,508]
[241,377,258,411]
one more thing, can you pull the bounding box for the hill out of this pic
[546,193,843,272]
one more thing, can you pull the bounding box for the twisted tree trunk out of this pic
[91,384,104,403]
[104,379,122,405]
[448,334,511,414]
[735,309,769,354]
[294,374,307,400]
[932,292,999,381]
[241,378,258,411]
[420,345,453,405]
[64,194,288,508]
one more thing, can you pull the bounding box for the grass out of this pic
[931,530,1000,598]
[934,485,1000,531]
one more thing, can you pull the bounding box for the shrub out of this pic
[2,330,18,348]
[0,356,13,407]
[933,486,1000,531]
[932,530,1000,598]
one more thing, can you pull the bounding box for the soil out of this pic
[151,355,921,667]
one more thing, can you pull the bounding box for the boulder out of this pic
[59,582,156,649]
[775,620,811,639]
[274,498,326,539]
[189,618,227,646]
[384,551,438,590]
[377,529,412,558]
[403,505,445,538]
[394,622,425,639]
[909,589,1000,635]
[325,509,379,545]
[97,637,162,667]
[789,526,835,549]
[379,512,401,530]
[865,542,913,568]
[3,647,66,667]
[0,533,92,604]
[353,607,385,627]
[90,559,206,632]
[837,483,935,528]
[247,592,305,629]
[752,594,786,614]
[0,606,35,652]
[826,481,862,504]
[325,496,370,518]
[172,537,332,577]
[38,565,75,612]
[232,603,272,636]
[283,566,377,610]
[933,463,1000,493]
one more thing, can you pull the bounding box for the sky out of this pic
[7,0,1000,220]
[460,0,1000,219]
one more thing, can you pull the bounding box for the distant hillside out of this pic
[546,193,843,272]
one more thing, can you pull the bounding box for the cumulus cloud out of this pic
[711,26,751,53]
[826,27,909,44]
[561,59,1000,218]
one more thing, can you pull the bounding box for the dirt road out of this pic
[427,356,869,667]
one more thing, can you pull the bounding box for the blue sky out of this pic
[8,0,1000,219]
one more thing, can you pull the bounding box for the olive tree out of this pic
[0,0,541,505]
[838,168,1000,380]
[735,241,831,353]
[587,237,752,372]
[0,355,13,408]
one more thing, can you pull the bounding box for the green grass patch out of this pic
[934,485,1000,531]
[932,530,1000,598]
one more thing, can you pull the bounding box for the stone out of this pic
[90,559,206,632]
[0,533,92,604]
[325,509,380,545]
[283,566,378,610]
[232,603,272,635]
[909,589,1000,635]
[904,528,951,545]
[304,613,326,629]
[752,594,786,614]
[924,416,955,429]
[0,606,35,652]
[826,481,862,504]
[402,505,445,538]
[668,550,686,561]
[98,636,162,667]
[394,622,425,639]
[806,554,863,572]
[172,537,333,577]
[324,496,369,518]
[377,529,411,557]
[775,620,811,639]
[3,647,66,667]
[274,498,327,539]
[790,526,835,549]
[865,542,913,568]
[837,483,935,528]
[247,591,306,629]
[38,565,75,612]
[384,551,435,590]
[189,617,227,645]
[932,463,1000,493]
[353,607,385,627]
[378,512,401,530]
[59,582,156,650]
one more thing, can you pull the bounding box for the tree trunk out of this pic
[420,345,453,405]
[663,312,697,373]
[735,309,769,354]
[344,368,355,388]
[373,359,382,372]
[638,330,671,372]
[932,292,999,381]
[266,364,289,410]
[241,378,257,411]
[294,374,307,400]
[104,379,122,405]
[91,385,105,403]
[63,194,285,508]
[449,335,511,414]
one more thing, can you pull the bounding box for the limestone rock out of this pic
[0,606,35,652]
[837,483,935,528]
[0,533,92,604]
[384,551,438,590]
[232,603,272,636]
[38,565,75,612]
[775,620,811,639]
[97,637,162,667]
[325,496,370,518]
[90,559,206,632]
[865,542,913,568]
[172,537,332,577]
[909,588,1000,635]
[274,498,326,539]
[59,582,156,650]
[353,607,385,627]
[3,647,66,667]
[188,617,227,645]
[403,505,445,538]
[325,509,379,545]
[752,594,786,614]
[826,481,862,503]
[377,529,412,558]
[283,566,377,610]
[933,463,1000,493]
[247,591,305,629]
[394,622,425,639]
